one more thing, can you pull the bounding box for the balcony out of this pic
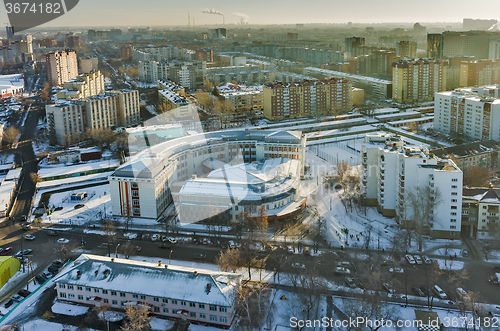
[487,215,499,221]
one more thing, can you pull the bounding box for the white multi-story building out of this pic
[56,71,105,100]
[54,254,241,327]
[361,133,463,239]
[47,89,140,146]
[109,130,306,220]
[217,83,264,111]
[139,61,206,89]
[434,86,500,141]
[46,50,79,86]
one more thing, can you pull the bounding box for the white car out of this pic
[57,238,69,244]
[24,234,35,241]
[414,255,423,265]
[389,267,404,273]
[335,267,351,275]
[405,254,416,264]
[422,255,432,265]
[291,263,305,269]
[151,234,160,242]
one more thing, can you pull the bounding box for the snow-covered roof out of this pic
[38,160,119,179]
[54,254,241,307]
[463,188,500,203]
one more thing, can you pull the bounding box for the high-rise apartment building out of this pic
[56,71,105,100]
[138,60,206,89]
[263,78,352,120]
[80,57,99,74]
[463,18,497,31]
[120,46,134,60]
[462,187,500,240]
[46,50,79,86]
[392,59,448,103]
[428,31,500,60]
[345,37,365,58]
[434,85,500,141]
[361,133,463,239]
[65,35,80,48]
[47,89,140,145]
[195,49,213,62]
[459,60,500,87]
[396,40,417,58]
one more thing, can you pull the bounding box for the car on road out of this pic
[405,254,416,264]
[291,263,306,269]
[335,267,350,275]
[422,255,432,265]
[383,283,396,294]
[414,255,423,265]
[412,287,425,297]
[3,300,14,309]
[21,224,31,231]
[462,249,469,257]
[47,230,60,236]
[57,238,69,244]
[151,234,160,242]
[433,285,447,299]
[54,206,63,211]
[15,249,32,257]
[389,267,404,273]
[10,294,22,302]
[24,234,35,241]
[17,290,31,298]
[1,247,12,255]
[193,253,206,260]
[74,204,85,209]
[345,277,356,288]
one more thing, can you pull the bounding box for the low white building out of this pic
[54,254,241,327]
[361,133,463,239]
[0,74,24,98]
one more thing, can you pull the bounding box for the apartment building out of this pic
[348,50,397,76]
[396,41,417,58]
[217,83,263,112]
[434,86,500,141]
[120,46,134,60]
[55,254,241,327]
[195,49,213,62]
[80,57,99,74]
[56,71,105,100]
[204,69,276,86]
[263,78,352,121]
[132,46,195,62]
[462,188,500,239]
[304,67,392,99]
[138,61,206,89]
[47,89,140,146]
[46,50,79,86]
[392,59,448,104]
[427,31,500,60]
[431,140,500,177]
[345,37,365,58]
[361,133,463,239]
[459,60,500,87]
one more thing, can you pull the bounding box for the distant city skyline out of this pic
[0,0,499,29]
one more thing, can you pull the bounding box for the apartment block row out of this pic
[132,46,195,62]
[216,83,263,112]
[138,60,206,90]
[434,85,500,141]
[361,133,463,239]
[263,78,352,121]
[47,89,140,146]
[428,31,500,61]
[56,70,105,100]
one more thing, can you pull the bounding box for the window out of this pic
[180,301,186,306]
[200,313,206,320]
[77,286,83,291]
[103,299,109,304]
[220,307,227,313]
[163,308,169,313]
[120,293,126,297]
[172,300,178,305]
[86,287,92,292]
[451,185,457,189]
[451,206,457,209]
[450,226,457,229]
[68,294,75,299]
[154,307,160,312]
[78,295,83,300]
[111,291,117,296]
[154,297,159,302]
[451,219,457,222]
[483,206,488,209]
[94,288,99,293]
[112,300,118,306]
[452,178,458,182]
[199,303,205,309]
[451,212,457,216]
[190,312,196,318]
[452,192,458,196]
[451,199,457,203]
[68,285,74,290]
[162,298,168,303]
[59,284,65,289]
[60,292,66,298]
[209,305,217,311]
[140,295,146,300]
[102,290,108,295]
[210,315,217,322]
[220,317,228,324]
[133,294,138,299]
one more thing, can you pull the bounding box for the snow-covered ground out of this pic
[51,300,89,316]
[150,317,175,330]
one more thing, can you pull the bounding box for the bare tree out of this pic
[237,283,271,331]
[463,164,490,187]
[30,172,42,184]
[103,219,116,257]
[121,304,151,331]
[216,247,241,273]
[342,294,397,331]
[3,126,20,148]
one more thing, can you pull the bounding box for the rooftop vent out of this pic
[103,270,110,278]
[76,271,81,279]
[94,270,98,276]
[111,258,115,262]
[158,261,162,266]
[205,283,212,294]
[194,271,198,276]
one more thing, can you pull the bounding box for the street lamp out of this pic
[115,243,120,258]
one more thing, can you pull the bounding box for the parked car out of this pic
[161,235,168,242]
[54,206,63,211]
[15,249,32,257]
[17,290,31,298]
[22,224,31,231]
[337,261,350,267]
[52,260,64,268]
[405,254,416,264]
[414,255,423,265]
[24,234,35,241]
[169,238,177,244]
[47,230,60,236]
[420,285,433,297]
[10,294,22,302]
[3,299,14,309]
[345,277,356,288]
[389,267,404,273]
[74,204,85,209]
[291,263,306,269]
[303,247,310,255]
[228,240,236,249]
[335,267,350,275]
[35,275,46,284]
[422,255,432,265]
[412,287,425,297]
[433,285,447,299]
[42,272,52,279]
[456,288,470,302]
[383,283,396,294]
[462,249,469,257]
[57,238,69,244]
[202,238,208,245]
[287,247,294,254]
[48,266,59,274]
[1,247,13,255]
[193,253,206,260]
[151,234,160,242]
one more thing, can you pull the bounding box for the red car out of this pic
[1,247,13,255]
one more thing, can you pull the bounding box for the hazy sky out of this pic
[0,0,499,28]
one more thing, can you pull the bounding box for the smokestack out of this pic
[188,12,190,28]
